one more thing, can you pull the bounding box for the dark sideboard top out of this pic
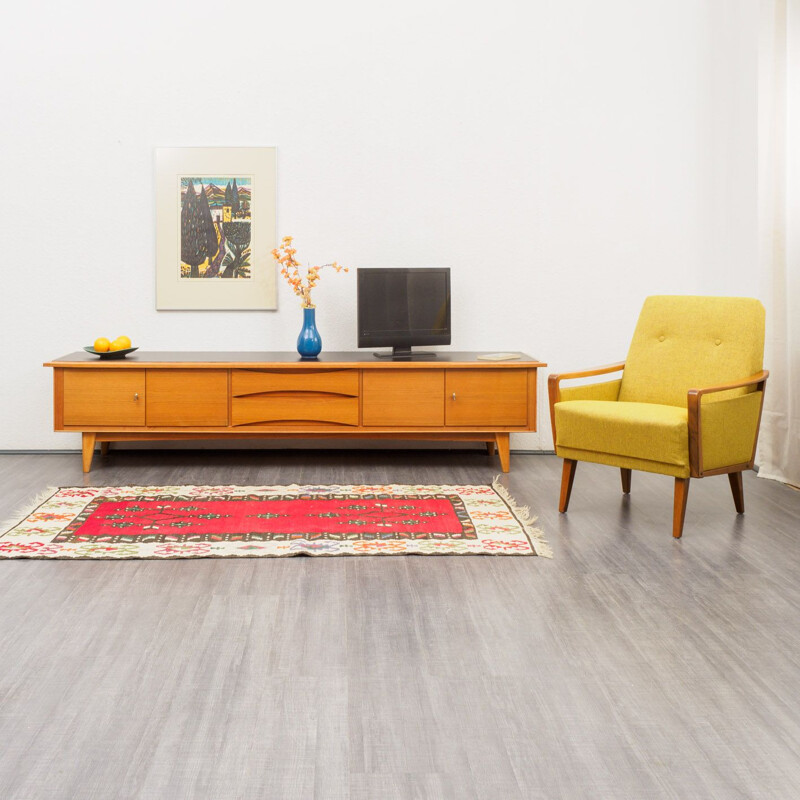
[45,351,546,369]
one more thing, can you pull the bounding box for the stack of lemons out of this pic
[93,335,132,352]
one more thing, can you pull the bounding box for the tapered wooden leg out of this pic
[495,433,510,473]
[673,478,690,538]
[728,471,745,514]
[559,459,577,512]
[100,442,110,457]
[620,468,632,494]
[486,440,496,457]
[82,433,97,474]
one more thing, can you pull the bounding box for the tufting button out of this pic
[715,338,721,346]
[658,335,665,342]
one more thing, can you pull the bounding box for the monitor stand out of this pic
[373,347,438,360]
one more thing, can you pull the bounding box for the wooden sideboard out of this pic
[45,352,547,473]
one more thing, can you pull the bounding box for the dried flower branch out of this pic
[271,236,348,308]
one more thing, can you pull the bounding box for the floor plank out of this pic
[0,449,799,799]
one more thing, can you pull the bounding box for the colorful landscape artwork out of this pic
[180,176,252,279]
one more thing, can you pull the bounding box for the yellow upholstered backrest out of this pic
[618,296,765,407]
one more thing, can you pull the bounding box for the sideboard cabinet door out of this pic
[362,370,445,426]
[63,369,146,426]
[146,369,229,427]
[445,369,528,427]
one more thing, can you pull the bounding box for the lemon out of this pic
[94,337,111,352]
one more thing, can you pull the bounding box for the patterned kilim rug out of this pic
[0,481,551,559]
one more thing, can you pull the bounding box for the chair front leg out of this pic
[673,478,690,538]
[620,469,632,494]
[559,459,577,512]
[728,472,745,514]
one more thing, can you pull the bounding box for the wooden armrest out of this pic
[548,362,625,445]
[549,361,626,385]
[687,370,769,401]
[687,370,769,477]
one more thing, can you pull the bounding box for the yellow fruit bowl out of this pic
[83,346,139,360]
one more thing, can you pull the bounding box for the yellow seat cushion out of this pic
[555,400,689,468]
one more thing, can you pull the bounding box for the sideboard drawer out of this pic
[232,369,359,397]
[445,369,528,427]
[63,369,145,426]
[146,369,229,427]
[232,395,359,427]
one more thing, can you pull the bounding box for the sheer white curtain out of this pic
[758,0,800,487]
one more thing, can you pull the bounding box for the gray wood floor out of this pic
[0,449,799,800]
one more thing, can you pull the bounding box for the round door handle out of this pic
[451,392,456,401]
[134,393,139,401]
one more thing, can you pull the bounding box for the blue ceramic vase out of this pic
[297,306,322,359]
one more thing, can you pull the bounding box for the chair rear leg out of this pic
[620,468,632,494]
[728,471,745,514]
[673,478,690,538]
[559,459,577,512]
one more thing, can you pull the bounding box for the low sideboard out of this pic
[44,352,547,473]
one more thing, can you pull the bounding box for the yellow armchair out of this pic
[548,296,768,539]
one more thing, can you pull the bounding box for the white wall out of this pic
[1,0,760,451]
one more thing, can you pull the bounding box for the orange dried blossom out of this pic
[271,236,348,308]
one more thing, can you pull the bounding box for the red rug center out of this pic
[56,495,475,543]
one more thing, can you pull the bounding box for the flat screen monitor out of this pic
[357,267,451,359]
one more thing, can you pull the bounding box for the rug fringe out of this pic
[491,476,552,558]
[0,487,60,536]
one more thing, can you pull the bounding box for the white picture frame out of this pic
[156,147,277,310]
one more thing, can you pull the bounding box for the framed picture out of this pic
[156,147,277,310]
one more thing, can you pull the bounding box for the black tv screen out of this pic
[357,268,451,353]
